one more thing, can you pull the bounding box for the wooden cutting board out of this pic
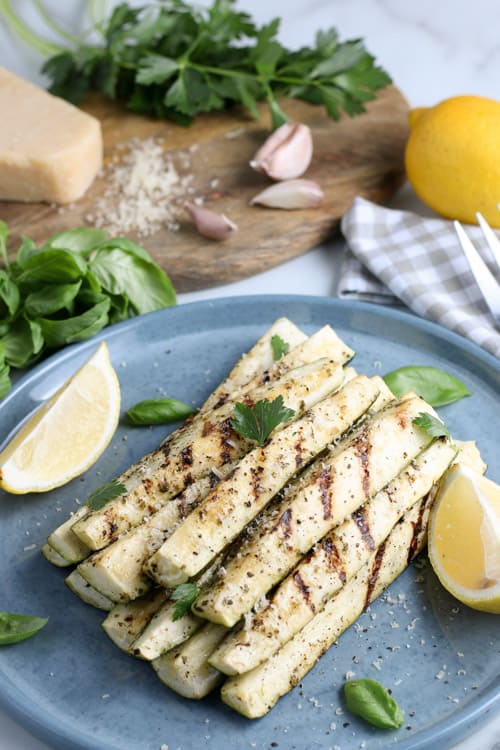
[1,85,409,292]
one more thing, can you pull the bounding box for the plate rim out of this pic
[0,294,499,750]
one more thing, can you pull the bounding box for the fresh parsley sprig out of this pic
[412,412,450,439]
[171,582,199,620]
[86,479,127,510]
[231,395,295,446]
[271,334,289,361]
[0,1,392,128]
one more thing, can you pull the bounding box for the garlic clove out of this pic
[250,179,324,210]
[250,122,313,181]
[186,203,238,241]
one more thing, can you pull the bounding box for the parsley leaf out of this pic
[171,582,199,620]
[412,412,450,439]
[4,2,392,126]
[271,334,289,361]
[231,396,295,446]
[86,479,127,510]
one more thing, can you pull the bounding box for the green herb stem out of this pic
[0,0,63,56]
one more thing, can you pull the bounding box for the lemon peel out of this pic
[0,341,120,494]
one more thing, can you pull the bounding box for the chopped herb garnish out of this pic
[231,396,295,446]
[86,479,127,510]
[412,412,450,439]
[171,582,199,620]
[0,612,48,645]
[271,334,289,361]
[344,678,404,729]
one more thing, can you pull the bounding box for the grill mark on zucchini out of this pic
[278,508,293,542]
[321,537,347,584]
[318,466,333,520]
[352,424,371,500]
[408,497,428,564]
[180,446,193,466]
[353,506,375,549]
[365,540,386,608]
[292,572,316,613]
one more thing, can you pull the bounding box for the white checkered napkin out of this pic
[338,196,500,358]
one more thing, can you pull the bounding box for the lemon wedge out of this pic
[428,463,500,614]
[0,342,120,494]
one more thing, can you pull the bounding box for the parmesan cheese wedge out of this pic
[0,67,102,203]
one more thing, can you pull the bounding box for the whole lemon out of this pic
[405,95,500,227]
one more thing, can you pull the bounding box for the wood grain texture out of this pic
[1,85,409,292]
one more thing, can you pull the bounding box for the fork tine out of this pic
[454,221,500,318]
[475,212,500,270]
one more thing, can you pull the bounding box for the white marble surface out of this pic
[0,1,499,749]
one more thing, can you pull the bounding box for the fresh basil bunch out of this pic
[0,222,176,399]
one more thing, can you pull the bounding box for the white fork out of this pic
[454,212,500,328]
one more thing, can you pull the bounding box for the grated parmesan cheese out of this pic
[86,137,194,237]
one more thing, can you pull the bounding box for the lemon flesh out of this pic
[0,342,120,494]
[428,464,500,614]
[405,95,500,227]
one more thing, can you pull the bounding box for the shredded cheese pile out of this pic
[86,137,194,237]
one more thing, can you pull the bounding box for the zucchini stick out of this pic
[72,358,344,551]
[210,439,456,674]
[46,506,90,564]
[152,623,228,699]
[76,360,344,601]
[76,469,237,602]
[41,543,70,567]
[102,590,169,652]
[65,570,114,611]
[201,318,307,411]
[147,374,378,587]
[44,318,306,566]
[193,395,437,626]
[221,495,433,718]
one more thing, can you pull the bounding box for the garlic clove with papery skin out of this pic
[250,179,323,210]
[186,202,238,241]
[250,122,313,181]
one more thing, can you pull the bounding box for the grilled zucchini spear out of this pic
[220,494,434,718]
[146,375,379,588]
[210,438,456,674]
[192,395,438,626]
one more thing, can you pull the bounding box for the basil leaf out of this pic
[383,366,471,408]
[344,678,404,729]
[271,334,289,361]
[0,612,48,645]
[41,227,108,253]
[412,412,450,439]
[126,398,196,425]
[38,298,110,348]
[15,237,37,267]
[24,281,81,318]
[86,479,127,510]
[171,583,199,621]
[15,249,87,287]
[0,270,20,319]
[1,317,43,368]
[89,247,176,314]
[231,396,295,446]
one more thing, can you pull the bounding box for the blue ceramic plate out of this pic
[0,296,499,750]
